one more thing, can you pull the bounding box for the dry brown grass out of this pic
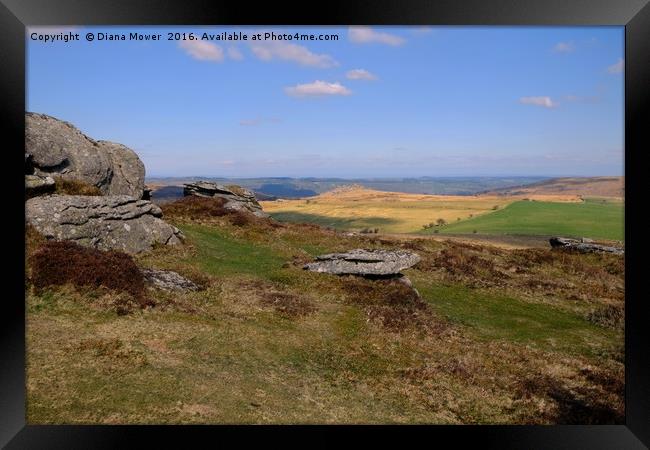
[52,177,102,196]
[484,176,624,199]
[25,225,46,258]
[161,195,230,218]
[162,196,283,230]
[259,291,316,318]
[339,276,447,333]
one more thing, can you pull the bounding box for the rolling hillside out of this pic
[481,177,624,199]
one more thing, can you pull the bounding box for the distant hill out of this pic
[481,177,624,199]
[146,176,550,198]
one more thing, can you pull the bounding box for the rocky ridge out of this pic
[183,181,268,217]
[26,195,184,254]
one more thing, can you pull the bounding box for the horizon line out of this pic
[144,174,624,179]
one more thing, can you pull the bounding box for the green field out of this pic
[428,199,624,241]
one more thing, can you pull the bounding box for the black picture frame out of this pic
[1,1,648,447]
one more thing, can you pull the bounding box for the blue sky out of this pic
[27,26,624,178]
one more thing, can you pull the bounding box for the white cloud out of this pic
[553,41,575,53]
[227,46,244,61]
[285,80,352,97]
[250,41,337,68]
[607,58,624,74]
[519,96,558,108]
[348,26,405,46]
[346,69,377,80]
[179,40,224,62]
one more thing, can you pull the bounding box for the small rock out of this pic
[142,269,200,292]
[549,237,623,255]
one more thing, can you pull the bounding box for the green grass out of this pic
[179,223,286,279]
[430,200,624,241]
[418,282,620,359]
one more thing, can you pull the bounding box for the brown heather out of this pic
[29,240,151,311]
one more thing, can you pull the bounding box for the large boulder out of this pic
[26,195,184,254]
[549,237,624,255]
[25,112,145,198]
[183,181,268,217]
[304,249,421,276]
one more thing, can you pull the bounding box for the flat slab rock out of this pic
[303,249,421,276]
[26,194,184,254]
[183,181,268,218]
[142,269,200,292]
[549,237,624,255]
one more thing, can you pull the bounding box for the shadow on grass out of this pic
[269,211,399,229]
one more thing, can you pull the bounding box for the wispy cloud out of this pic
[607,58,624,74]
[285,80,352,97]
[227,46,244,61]
[250,41,337,68]
[179,40,224,62]
[519,96,558,108]
[348,26,405,46]
[553,41,575,53]
[346,69,377,80]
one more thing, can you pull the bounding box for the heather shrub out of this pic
[29,241,150,310]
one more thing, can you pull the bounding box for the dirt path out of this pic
[379,233,552,249]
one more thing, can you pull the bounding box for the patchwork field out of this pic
[429,198,624,242]
[26,207,624,424]
[261,186,583,235]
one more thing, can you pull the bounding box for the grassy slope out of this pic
[430,199,624,241]
[26,217,624,424]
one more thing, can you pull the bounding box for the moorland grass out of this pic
[26,217,624,424]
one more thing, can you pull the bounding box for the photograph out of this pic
[21,24,629,426]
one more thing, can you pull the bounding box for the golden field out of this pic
[260,186,582,234]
